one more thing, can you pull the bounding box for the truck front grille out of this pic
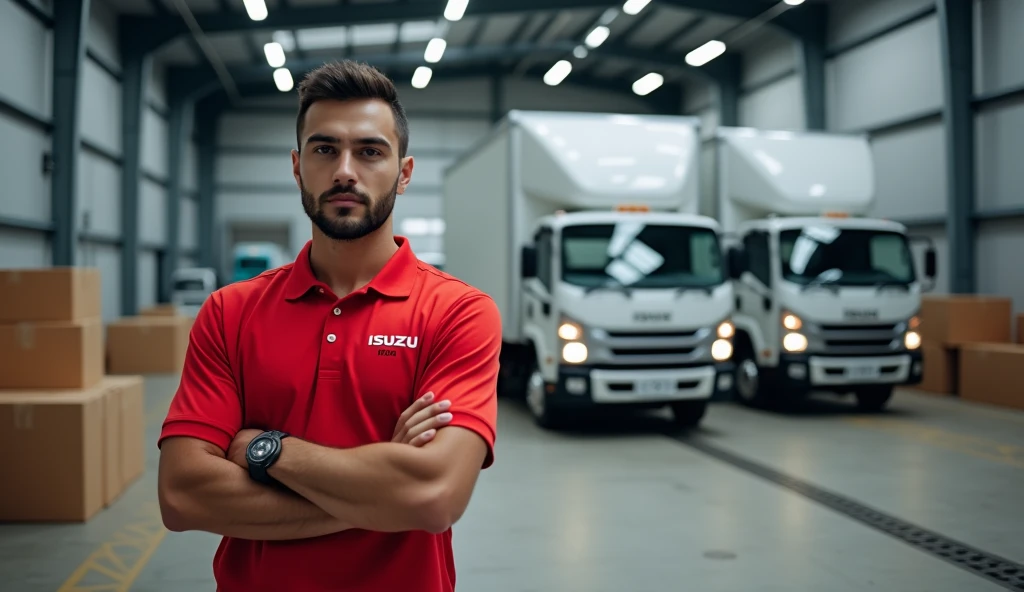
[810,322,903,355]
[587,327,713,368]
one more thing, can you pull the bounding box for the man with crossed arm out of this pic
[156,60,502,592]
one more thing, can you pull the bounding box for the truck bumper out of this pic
[776,350,923,392]
[547,362,735,408]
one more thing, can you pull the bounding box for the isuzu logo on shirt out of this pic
[368,335,420,349]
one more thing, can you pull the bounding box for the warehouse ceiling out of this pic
[103,0,826,105]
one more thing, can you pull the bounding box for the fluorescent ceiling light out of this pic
[273,68,294,92]
[543,60,572,86]
[263,42,286,68]
[632,72,663,96]
[242,0,267,21]
[444,0,469,21]
[622,0,651,15]
[424,38,447,63]
[412,66,433,89]
[685,40,726,66]
[784,0,805,5]
[585,26,610,48]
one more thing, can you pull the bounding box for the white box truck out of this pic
[442,110,736,428]
[713,127,937,411]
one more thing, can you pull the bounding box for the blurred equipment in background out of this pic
[231,242,289,283]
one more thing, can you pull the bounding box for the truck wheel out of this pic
[670,400,707,428]
[734,347,769,407]
[526,367,563,429]
[855,385,893,412]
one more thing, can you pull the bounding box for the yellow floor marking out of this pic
[55,502,167,592]
[56,385,180,592]
[846,417,1024,470]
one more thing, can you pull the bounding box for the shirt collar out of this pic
[284,235,419,301]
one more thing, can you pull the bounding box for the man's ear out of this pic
[397,155,415,195]
[291,149,301,188]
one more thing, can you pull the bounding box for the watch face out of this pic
[247,435,277,463]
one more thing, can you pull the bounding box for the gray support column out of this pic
[937,0,975,294]
[798,33,826,130]
[194,99,221,275]
[490,74,504,123]
[50,0,91,266]
[162,97,190,301]
[119,53,150,316]
[712,55,742,127]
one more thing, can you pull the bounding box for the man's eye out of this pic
[314,146,334,154]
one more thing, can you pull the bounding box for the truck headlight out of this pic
[782,311,802,331]
[783,332,808,352]
[716,320,735,339]
[904,331,921,350]
[711,339,733,361]
[558,321,581,341]
[562,342,588,364]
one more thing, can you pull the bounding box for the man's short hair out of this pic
[295,60,410,158]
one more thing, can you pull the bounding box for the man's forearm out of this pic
[160,450,351,540]
[267,438,451,534]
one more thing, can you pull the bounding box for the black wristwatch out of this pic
[246,430,289,485]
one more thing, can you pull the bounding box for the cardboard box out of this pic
[0,376,147,521]
[918,342,958,395]
[0,318,104,389]
[0,267,101,323]
[0,385,109,521]
[140,303,184,317]
[106,316,191,374]
[1016,313,1024,345]
[105,374,146,489]
[920,295,1012,346]
[958,343,1024,410]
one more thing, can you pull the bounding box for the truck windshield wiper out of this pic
[584,283,634,297]
[800,274,841,294]
[874,280,910,294]
[674,285,713,297]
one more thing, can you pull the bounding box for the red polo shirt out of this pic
[158,236,500,592]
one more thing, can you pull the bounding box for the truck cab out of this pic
[516,208,736,427]
[714,127,937,410]
[170,267,218,317]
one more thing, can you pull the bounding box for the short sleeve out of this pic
[157,293,242,453]
[418,292,502,469]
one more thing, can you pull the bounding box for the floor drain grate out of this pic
[673,434,1024,591]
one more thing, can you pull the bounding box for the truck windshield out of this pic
[779,226,916,286]
[561,223,724,289]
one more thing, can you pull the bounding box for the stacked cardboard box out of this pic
[917,295,1024,410]
[0,268,146,522]
[106,310,193,375]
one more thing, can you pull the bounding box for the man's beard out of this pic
[300,175,399,241]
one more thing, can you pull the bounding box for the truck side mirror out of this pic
[521,245,537,279]
[727,246,747,280]
[924,248,936,278]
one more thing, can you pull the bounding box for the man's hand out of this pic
[392,391,452,446]
[226,393,452,471]
[228,428,264,469]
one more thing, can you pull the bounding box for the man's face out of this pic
[292,98,413,241]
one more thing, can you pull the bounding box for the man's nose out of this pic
[333,151,357,185]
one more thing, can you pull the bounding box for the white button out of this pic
[318,288,325,294]
[327,334,336,343]
[333,308,341,316]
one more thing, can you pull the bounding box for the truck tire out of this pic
[733,345,770,408]
[670,400,707,427]
[855,385,893,412]
[525,365,564,429]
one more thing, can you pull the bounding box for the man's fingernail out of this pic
[438,412,452,422]
[423,392,434,401]
[439,400,451,409]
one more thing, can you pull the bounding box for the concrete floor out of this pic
[2,375,1022,591]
